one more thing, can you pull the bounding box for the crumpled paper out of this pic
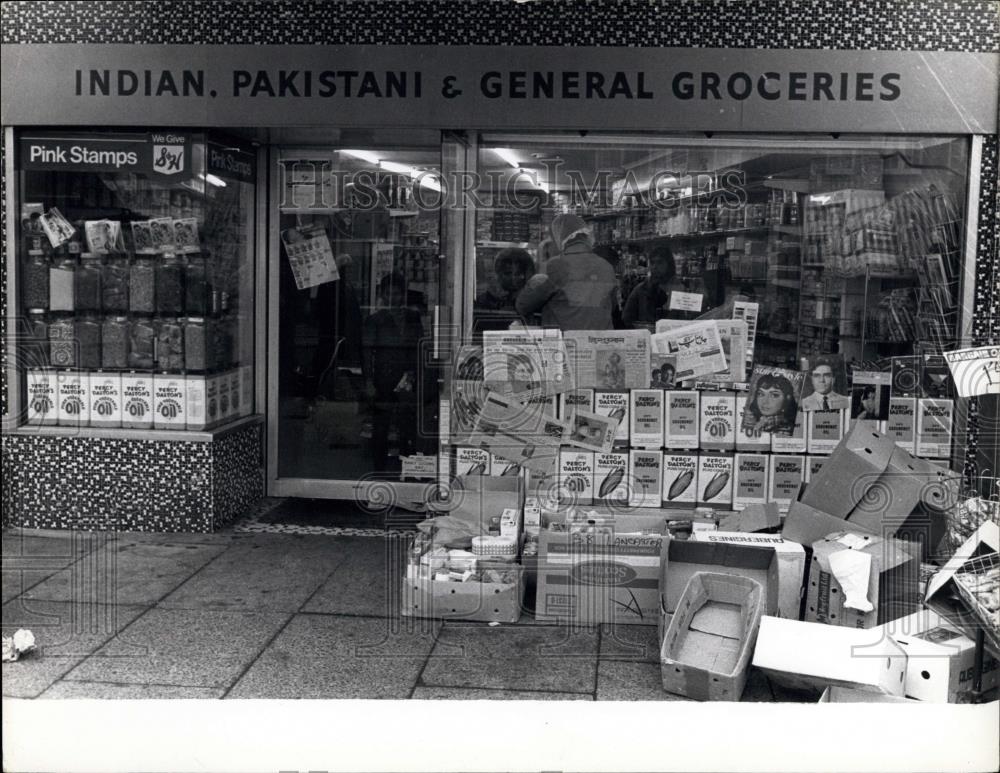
[2,629,36,662]
[829,550,875,612]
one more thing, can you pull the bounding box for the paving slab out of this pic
[411,686,593,700]
[63,607,290,689]
[2,529,105,602]
[226,613,440,699]
[2,599,146,698]
[40,681,225,699]
[23,540,228,606]
[596,660,688,701]
[420,624,599,694]
[157,534,348,612]
[599,624,661,663]
[301,536,409,617]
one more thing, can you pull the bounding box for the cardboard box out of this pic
[805,532,920,628]
[771,409,806,454]
[665,390,700,450]
[557,388,594,421]
[885,396,917,453]
[594,390,629,445]
[25,369,58,426]
[752,616,908,695]
[535,513,668,626]
[401,565,524,623]
[768,454,805,511]
[735,394,771,452]
[153,374,187,429]
[805,456,825,483]
[915,398,954,458]
[878,609,1000,702]
[630,389,665,449]
[56,371,89,427]
[185,375,207,431]
[733,453,769,510]
[699,391,736,451]
[696,453,734,508]
[662,453,699,507]
[718,503,781,534]
[807,408,847,455]
[558,449,594,507]
[216,370,233,424]
[629,449,663,508]
[86,372,122,428]
[660,572,764,701]
[661,539,780,619]
[594,451,629,505]
[818,686,915,703]
[455,447,491,476]
[430,475,525,533]
[121,373,154,429]
[691,531,806,620]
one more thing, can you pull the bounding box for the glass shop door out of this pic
[267,140,451,500]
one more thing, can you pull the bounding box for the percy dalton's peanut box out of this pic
[662,453,699,506]
[806,408,847,455]
[122,373,154,429]
[56,371,90,428]
[805,456,826,483]
[916,398,954,458]
[558,388,594,422]
[769,455,805,511]
[697,453,735,508]
[26,369,58,426]
[665,390,700,450]
[594,451,630,505]
[491,454,522,477]
[153,374,187,429]
[733,453,769,510]
[885,397,917,453]
[735,394,772,452]
[88,372,123,428]
[594,390,629,445]
[699,391,736,451]
[525,394,557,417]
[455,447,491,476]
[629,449,664,508]
[216,371,234,424]
[558,449,594,507]
[630,389,665,449]
[186,376,207,431]
[771,409,806,454]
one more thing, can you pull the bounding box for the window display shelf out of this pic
[11,414,263,444]
[477,240,531,249]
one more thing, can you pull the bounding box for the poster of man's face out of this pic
[800,354,850,411]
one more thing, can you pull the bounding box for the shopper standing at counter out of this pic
[515,213,618,330]
[621,244,705,327]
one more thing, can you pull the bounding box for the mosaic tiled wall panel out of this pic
[1,423,263,531]
[211,422,265,529]
[2,0,998,50]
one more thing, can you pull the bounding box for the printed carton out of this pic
[628,449,663,508]
[153,374,187,429]
[662,453,699,507]
[768,454,805,511]
[806,408,846,455]
[696,453,734,508]
[733,453,769,510]
[885,396,917,453]
[915,398,954,458]
[771,409,806,454]
[558,449,594,507]
[665,390,700,450]
[594,390,629,445]
[735,394,771,451]
[88,372,123,428]
[56,371,89,427]
[455,447,491,476]
[594,451,630,505]
[630,389,665,449]
[698,391,736,451]
[121,373,154,429]
[25,369,58,426]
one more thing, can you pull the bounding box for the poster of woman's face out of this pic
[743,366,805,436]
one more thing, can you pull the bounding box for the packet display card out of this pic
[665,390,700,450]
[733,453,769,510]
[40,207,75,247]
[696,453,734,508]
[629,389,665,449]
[130,220,156,253]
[149,217,177,251]
[594,390,629,445]
[662,453,699,506]
[173,217,201,253]
[698,391,736,451]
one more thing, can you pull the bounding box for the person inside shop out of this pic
[621,244,705,328]
[476,248,535,311]
[853,385,880,420]
[363,271,424,473]
[515,213,618,330]
[744,373,799,435]
[801,355,850,411]
[312,253,364,400]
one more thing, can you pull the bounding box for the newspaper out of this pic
[466,390,569,478]
[563,330,651,390]
[483,329,574,401]
[650,320,728,381]
[656,319,747,384]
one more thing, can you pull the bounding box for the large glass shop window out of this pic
[469,134,968,463]
[15,130,257,432]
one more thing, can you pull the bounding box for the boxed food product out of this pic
[121,373,154,429]
[877,609,1000,702]
[733,453,769,510]
[806,408,847,455]
[594,390,629,445]
[557,388,594,422]
[804,456,825,483]
[698,391,737,451]
[771,410,806,454]
[455,447,491,476]
[664,390,700,450]
[768,455,805,511]
[660,572,764,701]
[153,374,187,429]
[88,372,122,428]
[915,398,954,458]
[216,370,233,424]
[185,375,207,431]
[717,503,781,534]
[594,451,630,505]
[203,374,220,428]
[56,371,89,427]
[691,531,806,620]
[885,396,917,453]
[662,453,699,507]
[696,453,734,508]
[752,616,908,695]
[491,454,522,477]
[630,389,665,449]
[228,369,243,418]
[535,512,668,626]
[805,532,920,628]
[558,449,594,507]
[735,394,771,452]
[26,369,58,426]
[629,449,664,508]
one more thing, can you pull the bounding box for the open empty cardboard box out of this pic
[660,572,764,701]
